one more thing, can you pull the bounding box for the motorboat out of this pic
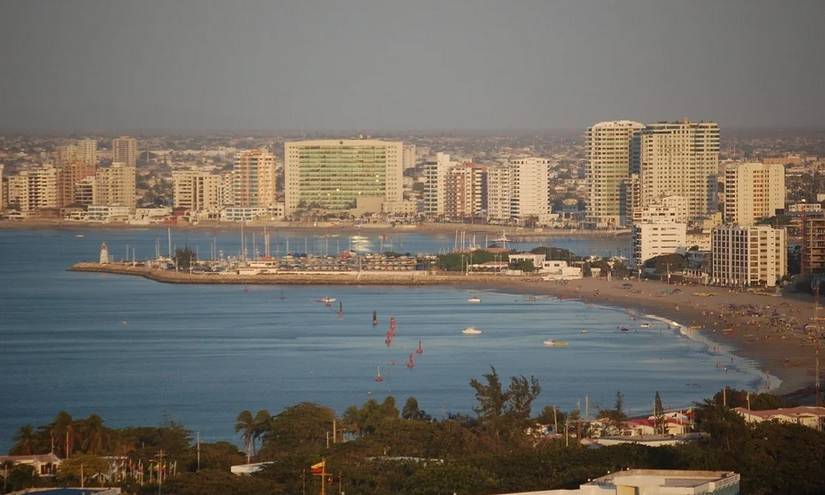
[318,296,336,304]
[543,339,569,348]
[640,323,651,328]
[462,327,482,335]
[467,296,481,303]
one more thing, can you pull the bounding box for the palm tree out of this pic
[80,414,107,454]
[253,409,271,454]
[50,411,74,458]
[14,425,36,455]
[235,410,255,462]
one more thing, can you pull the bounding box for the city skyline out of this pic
[1,0,824,131]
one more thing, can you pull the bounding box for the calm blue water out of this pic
[0,228,760,451]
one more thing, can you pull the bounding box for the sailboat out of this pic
[385,330,393,348]
[416,339,424,354]
[406,352,416,369]
[372,311,378,326]
[375,366,384,382]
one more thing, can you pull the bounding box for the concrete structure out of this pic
[95,162,136,209]
[586,120,644,228]
[112,136,138,168]
[57,159,97,208]
[637,121,720,221]
[801,215,825,275]
[734,406,825,431]
[285,140,402,215]
[0,453,62,477]
[445,163,487,219]
[496,470,739,495]
[487,164,515,222]
[233,149,277,209]
[424,152,456,215]
[99,242,110,264]
[634,195,689,224]
[788,202,821,214]
[402,143,416,170]
[172,170,223,212]
[86,205,131,222]
[711,225,787,287]
[0,164,4,210]
[632,221,687,266]
[723,162,785,225]
[220,205,284,222]
[486,158,552,223]
[6,166,59,212]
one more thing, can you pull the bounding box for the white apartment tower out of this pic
[233,149,277,208]
[486,158,552,223]
[724,162,785,225]
[636,121,720,221]
[95,162,136,209]
[7,166,59,212]
[424,152,456,216]
[631,198,688,266]
[711,225,787,287]
[172,170,224,213]
[586,120,644,228]
[112,136,138,168]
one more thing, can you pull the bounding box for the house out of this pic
[494,469,740,494]
[0,453,62,477]
[734,406,825,430]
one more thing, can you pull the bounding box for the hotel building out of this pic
[636,121,720,221]
[172,170,224,213]
[711,224,787,287]
[586,120,644,228]
[95,162,136,209]
[723,162,785,225]
[424,152,456,216]
[285,139,402,215]
[486,158,553,223]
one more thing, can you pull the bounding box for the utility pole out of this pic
[196,432,200,472]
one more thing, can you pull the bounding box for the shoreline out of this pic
[70,263,819,399]
[1,219,630,239]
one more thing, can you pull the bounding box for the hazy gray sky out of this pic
[1,0,823,131]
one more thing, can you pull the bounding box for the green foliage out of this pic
[643,253,687,274]
[259,402,335,458]
[653,392,666,434]
[58,454,109,484]
[710,388,786,410]
[510,259,535,272]
[2,464,40,492]
[159,468,282,495]
[174,246,197,270]
[469,367,541,442]
[402,397,430,421]
[436,250,506,271]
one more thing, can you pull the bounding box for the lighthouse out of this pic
[99,242,110,264]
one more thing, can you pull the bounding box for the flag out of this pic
[310,461,325,475]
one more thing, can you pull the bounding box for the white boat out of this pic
[640,323,651,328]
[74,234,85,238]
[318,296,336,304]
[543,339,569,348]
[462,327,482,335]
[467,297,481,304]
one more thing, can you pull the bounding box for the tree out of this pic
[253,410,271,454]
[402,397,429,421]
[470,367,541,442]
[599,392,627,430]
[653,392,666,434]
[79,414,108,455]
[50,411,75,458]
[510,259,535,273]
[235,410,256,462]
[58,454,109,484]
[174,246,197,270]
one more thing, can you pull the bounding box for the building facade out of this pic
[723,162,785,225]
[636,121,720,221]
[632,222,687,266]
[801,215,825,276]
[711,225,787,287]
[586,120,644,228]
[95,162,136,209]
[6,166,59,212]
[444,163,487,219]
[112,136,138,168]
[486,158,552,223]
[284,140,402,215]
[423,152,456,216]
[233,149,277,209]
[172,170,223,213]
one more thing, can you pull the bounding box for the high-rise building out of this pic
[220,172,235,208]
[73,177,96,206]
[424,152,456,216]
[284,140,402,215]
[172,170,224,212]
[444,163,487,219]
[636,121,720,221]
[57,160,96,207]
[586,120,644,228]
[6,166,59,212]
[0,164,4,210]
[711,225,786,287]
[801,215,825,276]
[634,195,688,224]
[723,162,785,225]
[95,162,136,209]
[112,136,138,168]
[403,144,417,171]
[233,149,277,208]
[486,158,552,223]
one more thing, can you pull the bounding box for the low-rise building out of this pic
[734,406,825,431]
[0,453,62,477]
[632,222,687,266]
[220,205,285,222]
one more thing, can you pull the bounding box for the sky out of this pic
[0,0,823,132]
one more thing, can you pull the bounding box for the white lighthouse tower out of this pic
[99,242,110,264]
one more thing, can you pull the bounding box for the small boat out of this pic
[467,296,481,304]
[372,311,378,326]
[318,296,336,306]
[406,352,416,369]
[462,327,482,335]
[75,234,85,238]
[619,327,630,332]
[543,339,569,348]
[388,317,397,335]
[375,366,384,382]
[640,323,651,328]
[580,329,588,334]
[416,338,424,354]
